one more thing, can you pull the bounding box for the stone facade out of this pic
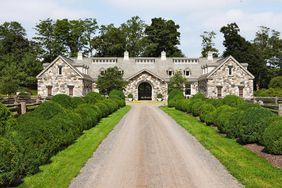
[124,71,168,101]
[37,52,254,100]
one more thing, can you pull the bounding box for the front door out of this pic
[138,82,152,100]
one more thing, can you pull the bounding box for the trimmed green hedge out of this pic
[168,92,281,156]
[0,92,126,186]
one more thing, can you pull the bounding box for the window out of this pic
[184,69,190,77]
[47,86,52,96]
[228,66,233,76]
[217,86,222,98]
[185,84,191,95]
[100,68,105,75]
[68,86,74,96]
[58,66,62,75]
[239,86,244,97]
[167,69,174,76]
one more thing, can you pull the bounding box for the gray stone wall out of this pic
[38,59,85,97]
[206,59,253,98]
[124,72,168,101]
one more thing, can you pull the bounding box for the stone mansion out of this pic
[36,51,254,100]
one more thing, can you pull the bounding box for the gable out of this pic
[37,56,83,79]
[126,69,166,82]
[207,56,255,79]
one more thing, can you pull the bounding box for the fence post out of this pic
[20,102,27,115]
[275,97,278,105]
[279,103,282,116]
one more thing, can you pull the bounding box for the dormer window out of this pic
[58,66,62,75]
[167,69,174,76]
[100,68,105,75]
[228,65,233,76]
[184,69,190,77]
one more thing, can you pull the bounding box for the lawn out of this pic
[18,106,131,188]
[161,106,282,188]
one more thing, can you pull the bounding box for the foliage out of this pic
[190,100,205,116]
[128,93,133,98]
[222,95,244,107]
[157,93,163,98]
[198,103,216,124]
[254,88,282,97]
[0,103,16,135]
[162,107,282,188]
[143,17,183,57]
[269,76,282,88]
[168,70,187,93]
[109,89,125,100]
[200,31,219,57]
[96,67,127,95]
[84,92,104,104]
[263,118,282,154]
[233,107,274,144]
[167,89,184,107]
[51,94,75,109]
[213,105,237,134]
[191,92,206,100]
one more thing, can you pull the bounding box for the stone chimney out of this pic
[161,51,166,60]
[207,51,213,61]
[124,51,129,60]
[77,52,83,60]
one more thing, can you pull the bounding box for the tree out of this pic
[121,16,147,57]
[143,18,183,57]
[96,67,127,95]
[200,31,219,57]
[168,70,188,93]
[92,24,126,57]
[0,64,19,95]
[220,23,266,89]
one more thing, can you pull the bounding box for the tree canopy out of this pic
[168,70,188,93]
[200,31,219,57]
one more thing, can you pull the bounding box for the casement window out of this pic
[239,86,244,97]
[185,84,191,95]
[47,86,52,96]
[217,86,222,98]
[58,66,63,75]
[68,86,74,96]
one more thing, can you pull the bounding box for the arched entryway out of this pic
[138,82,152,100]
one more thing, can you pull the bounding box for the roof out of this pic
[126,69,166,82]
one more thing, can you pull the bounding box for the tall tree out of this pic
[168,70,188,93]
[92,24,126,57]
[143,18,183,57]
[121,16,147,57]
[200,31,219,57]
[220,23,266,89]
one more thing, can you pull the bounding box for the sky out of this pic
[0,0,282,57]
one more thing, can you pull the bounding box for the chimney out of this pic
[207,51,213,61]
[124,51,129,60]
[161,51,166,60]
[77,52,83,60]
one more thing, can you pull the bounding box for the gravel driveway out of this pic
[69,104,242,188]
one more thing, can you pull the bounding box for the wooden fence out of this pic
[247,97,282,116]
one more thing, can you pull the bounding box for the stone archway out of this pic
[138,82,152,100]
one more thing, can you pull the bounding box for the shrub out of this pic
[0,103,16,135]
[191,92,206,100]
[109,89,125,100]
[269,76,282,88]
[51,94,74,109]
[191,100,206,116]
[168,89,184,107]
[0,137,20,186]
[206,98,223,108]
[84,92,104,104]
[235,107,274,144]
[175,99,190,112]
[213,105,237,134]
[71,97,85,108]
[263,118,282,154]
[127,93,133,98]
[254,88,282,97]
[75,104,99,130]
[32,101,65,120]
[186,99,202,113]
[222,95,245,107]
[157,93,163,98]
[198,104,216,124]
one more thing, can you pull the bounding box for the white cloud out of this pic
[105,0,238,12]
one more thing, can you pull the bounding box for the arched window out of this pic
[167,69,174,76]
[183,68,191,77]
[118,68,124,75]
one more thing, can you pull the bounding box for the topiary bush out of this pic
[0,137,20,186]
[213,105,237,134]
[222,95,245,107]
[235,107,274,144]
[109,89,125,100]
[168,89,184,107]
[51,94,74,109]
[206,98,224,108]
[191,92,206,100]
[84,92,104,104]
[0,103,16,135]
[262,117,282,154]
[198,103,216,124]
[71,97,85,108]
[191,100,206,116]
[75,104,99,130]
[32,101,65,120]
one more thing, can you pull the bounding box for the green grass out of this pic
[161,106,282,188]
[18,106,131,188]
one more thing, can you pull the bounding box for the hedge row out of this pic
[0,90,125,186]
[168,90,282,155]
